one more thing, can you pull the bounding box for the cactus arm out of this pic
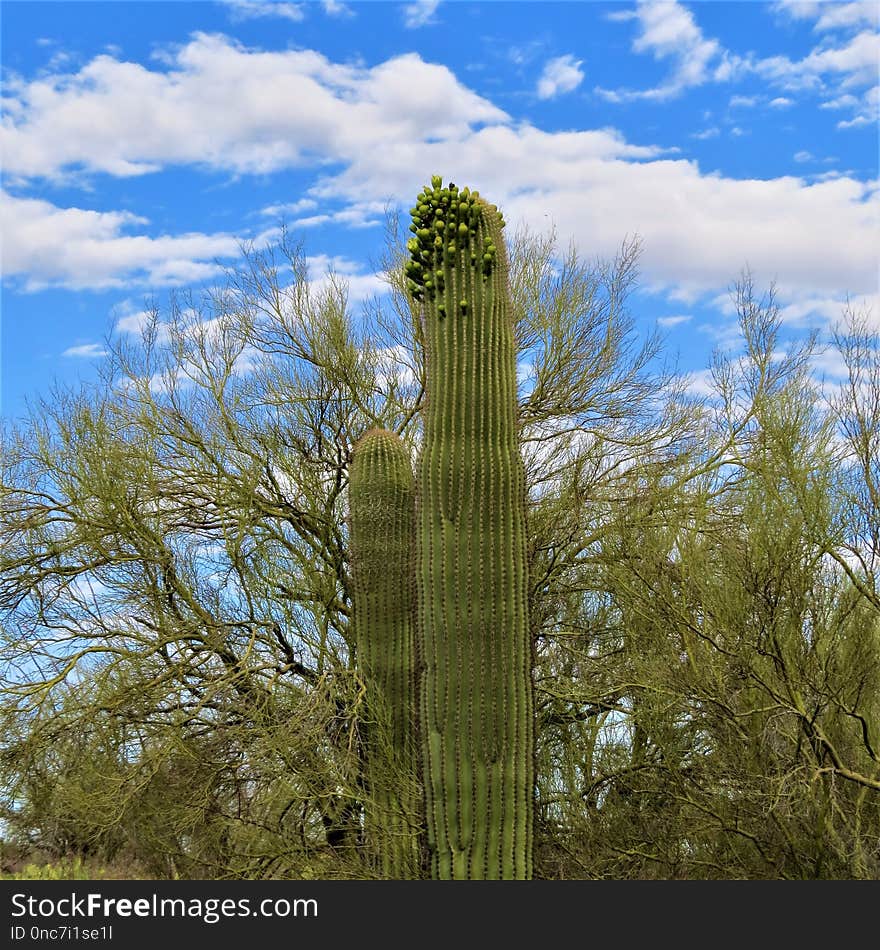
[348,427,421,877]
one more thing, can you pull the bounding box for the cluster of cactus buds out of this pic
[405,174,504,304]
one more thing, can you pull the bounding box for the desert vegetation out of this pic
[1,182,877,879]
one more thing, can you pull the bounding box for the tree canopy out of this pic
[1,221,877,879]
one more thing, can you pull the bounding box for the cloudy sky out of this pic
[1,0,878,417]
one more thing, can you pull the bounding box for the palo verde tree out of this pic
[531,284,880,880]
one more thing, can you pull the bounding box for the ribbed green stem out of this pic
[349,428,421,878]
[409,178,534,879]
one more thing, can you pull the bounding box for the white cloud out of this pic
[658,314,692,327]
[810,346,852,380]
[812,168,851,181]
[259,197,320,217]
[838,113,873,128]
[403,0,440,29]
[777,291,880,329]
[794,150,814,162]
[771,1,825,23]
[769,96,794,107]
[322,0,353,16]
[302,116,879,307]
[0,190,241,291]
[259,198,384,229]
[755,30,880,89]
[729,94,758,107]
[599,2,876,127]
[536,54,585,100]
[516,359,534,386]
[288,204,386,229]
[820,92,861,109]
[814,1,880,32]
[834,83,879,127]
[3,33,877,315]
[507,42,546,67]
[305,254,387,304]
[605,9,637,24]
[690,127,720,139]
[115,308,167,339]
[597,0,723,101]
[9,123,878,311]
[773,1,880,33]
[63,342,108,358]
[376,344,417,391]
[684,369,717,397]
[224,1,305,22]
[630,1,711,57]
[1,35,506,181]
[746,29,880,126]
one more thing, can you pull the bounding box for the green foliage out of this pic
[532,288,880,879]
[2,857,99,880]
[1,204,877,880]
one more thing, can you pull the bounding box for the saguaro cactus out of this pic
[408,177,534,879]
[348,428,421,878]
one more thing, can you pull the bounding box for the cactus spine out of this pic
[409,177,534,879]
[348,428,421,878]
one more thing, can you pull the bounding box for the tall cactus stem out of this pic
[410,178,534,879]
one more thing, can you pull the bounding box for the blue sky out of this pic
[1,0,878,418]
